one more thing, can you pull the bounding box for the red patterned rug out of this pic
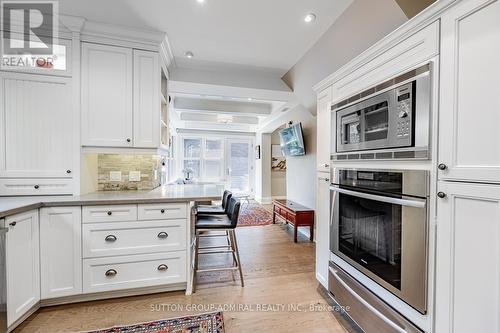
[238,203,274,227]
[84,312,224,333]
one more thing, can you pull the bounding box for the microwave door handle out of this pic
[328,266,407,333]
[329,186,426,209]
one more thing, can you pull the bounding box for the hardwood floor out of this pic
[15,225,348,333]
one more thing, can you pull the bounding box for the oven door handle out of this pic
[329,266,407,333]
[329,186,426,209]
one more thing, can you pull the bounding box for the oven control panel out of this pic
[396,84,412,138]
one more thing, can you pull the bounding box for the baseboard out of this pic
[255,196,272,204]
[40,283,187,307]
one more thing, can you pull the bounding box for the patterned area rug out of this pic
[238,203,274,227]
[84,312,224,333]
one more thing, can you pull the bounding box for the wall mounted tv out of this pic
[279,123,306,156]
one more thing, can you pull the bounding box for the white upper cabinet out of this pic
[82,43,133,147]
[133,50,160,148]
[317,87,332,172]
[40,207,82,299]
[0,72,74,179]
[5,210,40,328]
[435,181,500,333]
[438,0,500,183]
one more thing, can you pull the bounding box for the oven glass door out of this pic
[330,186,427,293]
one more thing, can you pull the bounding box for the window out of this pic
[181,138,224,181]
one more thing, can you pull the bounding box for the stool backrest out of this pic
[222,190,232,211]
[226,197,241,228]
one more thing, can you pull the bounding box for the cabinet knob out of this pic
[126,138,131,143]
[107,211,112,216]
[157,264,169,271]
[157,232,169,239]
[160,209,165,213]
[66,169,72,174]
[34,185,40,189]
[105,269,117,277]
[105,235,117,242]
[438,163,447,171]
[437,192,447,199]
[9,222,16,227]
[323,163,329,168]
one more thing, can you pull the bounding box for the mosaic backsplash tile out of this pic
[98,154,164,191]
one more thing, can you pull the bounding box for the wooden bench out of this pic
[272,199,314,243]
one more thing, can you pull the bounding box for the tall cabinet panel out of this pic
[438,0,500,183]
[81,43,133,147]
[40,207,82,299]
[0,73,74,178]
[133,50,160,148]
[5,210,40,328]
[316,87,332,172]
[435,181,500,333]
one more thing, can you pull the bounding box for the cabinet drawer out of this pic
[83,205,137,223]
[83,252,186,293]
[83,220,186,258]
[138,203,187,221]
[0,178,73,196]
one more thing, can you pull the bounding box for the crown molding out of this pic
[313,0,458,93]
[160,36,175,74]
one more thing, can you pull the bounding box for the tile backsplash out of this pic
[98,154,164,191]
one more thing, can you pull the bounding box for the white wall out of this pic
[254,133,272,203]
[258,105,316,209]
[271,129,286,198]
[282,0,408,114]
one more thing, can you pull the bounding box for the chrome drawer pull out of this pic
[157,232,169,239]
[157,264,169,271]
[105,269,117,277]
[105,235,117,242]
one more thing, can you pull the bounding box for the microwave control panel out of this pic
[396,83,413,138]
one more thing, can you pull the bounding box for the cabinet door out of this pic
[0,72,74,178]
[5,210,40,327]
[438,0,500,183]
[133,50,160,148]
[82,43,133,147]
[40,207,82,299]
[316,87,332,172]
[435,181,500,333]
[315,173,331,288]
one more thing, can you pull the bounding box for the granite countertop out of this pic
[0,184,224,218]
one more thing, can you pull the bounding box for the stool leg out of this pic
[193,231,200,293]
[230,229,244,287]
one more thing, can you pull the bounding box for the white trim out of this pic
[312,0,458,93]
[255,196,272,205]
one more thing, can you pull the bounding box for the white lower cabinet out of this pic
[435,181,500,333]
[5,210,40,328]
[83,251,187,293]
[40,207,82,299]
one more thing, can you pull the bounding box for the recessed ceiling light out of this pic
[197,0,205,3]
[247,97,253,101]
[184,51,194,58]
[304,13,316,23]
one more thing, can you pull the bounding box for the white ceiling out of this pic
[59,0,352,74]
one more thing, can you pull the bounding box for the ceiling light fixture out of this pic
[197,0,205,3]
[184,51,194,58]
[304,13,316,23]
[247,97,253,101]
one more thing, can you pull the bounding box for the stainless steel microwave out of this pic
[331,64,431,160]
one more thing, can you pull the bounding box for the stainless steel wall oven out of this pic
[329,168,429,314]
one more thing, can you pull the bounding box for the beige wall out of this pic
[282,0,408,114]
[271,128,286,198]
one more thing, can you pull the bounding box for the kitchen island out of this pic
[0,184,223,332]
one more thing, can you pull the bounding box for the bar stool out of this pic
[196,190,232,215]
[193,197,244,292]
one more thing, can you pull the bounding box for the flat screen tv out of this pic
[279,123,306,156]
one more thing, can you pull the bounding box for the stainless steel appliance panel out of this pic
[328,263,423,333]
[329,168,429,314]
